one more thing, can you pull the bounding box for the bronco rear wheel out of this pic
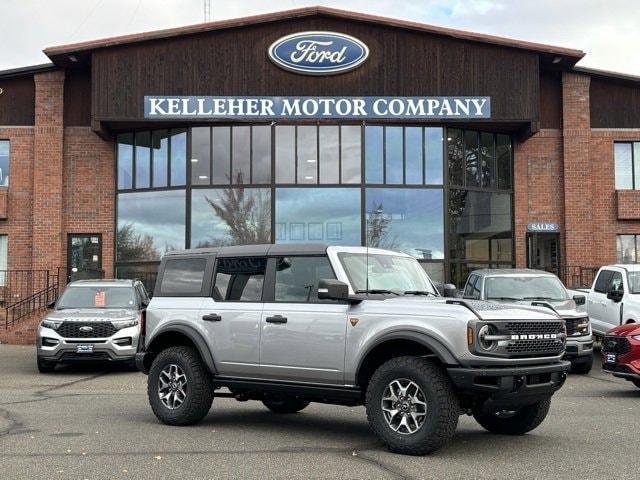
[365,356,459,455]
[148,346,214,426]
[473,398,551,435]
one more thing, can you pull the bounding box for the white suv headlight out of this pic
[41,319,62,330]
[111,319,139,330]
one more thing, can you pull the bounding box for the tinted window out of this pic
[463,275,478,298]
[160,258,207,295]
[610,272,624,293]
[135,131,151,188]
[275,256,336,302]
[213,257,266,301]
[594,270,614,294]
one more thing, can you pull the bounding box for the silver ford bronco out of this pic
[136,244,569,455]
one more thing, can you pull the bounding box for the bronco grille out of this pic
[57,322,117,339]
[490,320,566,358]
[602,336,631,355]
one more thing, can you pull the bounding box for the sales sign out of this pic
[144,96,491,119]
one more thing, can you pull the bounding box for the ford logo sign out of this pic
[79,326,93,332]
[268,31,369,75]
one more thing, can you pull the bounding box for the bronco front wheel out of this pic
[365,356,459,455]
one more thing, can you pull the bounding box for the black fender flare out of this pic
[146,323,217,374]
[355,331,459,381]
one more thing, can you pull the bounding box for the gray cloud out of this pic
[1,0,639,75]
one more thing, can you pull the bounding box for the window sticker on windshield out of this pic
[94,291,106,307]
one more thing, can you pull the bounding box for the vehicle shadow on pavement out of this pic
[48,362,138,375]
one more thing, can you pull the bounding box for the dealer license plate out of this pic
[605,353,616,364]
[76,344,94,354]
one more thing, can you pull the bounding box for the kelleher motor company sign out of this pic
[144,96,491,119]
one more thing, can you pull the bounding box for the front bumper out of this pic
[564,335,594,361]
[448,361,570,407]
[37,325,140,363]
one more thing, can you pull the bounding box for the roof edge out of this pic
[44,5,585,61]
[0,62,57,79]
[573,65,640,85]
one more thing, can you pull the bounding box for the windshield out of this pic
[628,272,640,294]
[485,276,569,301]
[338,253,437,295]
[57,286,137,309]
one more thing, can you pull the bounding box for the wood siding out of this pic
[0,75,34,126]
[590,77,640,128]
[539,70,562,129]
[91,16,540,126]
[64,68,92,126]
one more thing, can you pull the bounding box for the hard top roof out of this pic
[164,243,329,257]
[471,268,558,277]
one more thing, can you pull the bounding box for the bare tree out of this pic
[366,203,398,249]
[117,223,159,261]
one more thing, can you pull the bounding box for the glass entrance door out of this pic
[526,233,560,275]
[67,234,103,282]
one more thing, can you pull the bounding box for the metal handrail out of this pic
[3,267,63,329]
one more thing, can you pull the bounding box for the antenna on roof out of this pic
[204,0,212,22]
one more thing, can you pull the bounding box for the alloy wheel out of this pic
[381,378,427,435]
[158,364,187,410]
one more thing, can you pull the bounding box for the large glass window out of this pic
[0,140,10,187]
[0,235,7,286]
[319,126,339,184]
[117,133,133,190]
[170,129,187,186]
[117,190,186,262]
[365,126,443,185]
[191,188,271,248]
[617,234,639,263]
[615,142,640,190]
[366,188,443,259]
[297,126,317,184]
[135,131,151,189]
[448,190,512,262]
[275,188,360,245]
[212,127,231,184]
[152,130,169,187]
[191,127,211,185]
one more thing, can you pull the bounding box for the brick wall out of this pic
[63,127,115,276]
[0,126,34,270]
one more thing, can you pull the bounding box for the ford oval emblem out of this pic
[79,326,93,332]
[268,31,369,75]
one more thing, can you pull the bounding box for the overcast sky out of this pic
[1,0,639,75]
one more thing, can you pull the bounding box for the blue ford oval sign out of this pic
[268,31,369,75]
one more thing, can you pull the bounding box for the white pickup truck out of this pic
[581,265,640,337]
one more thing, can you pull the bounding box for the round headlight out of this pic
[478,325,497,351]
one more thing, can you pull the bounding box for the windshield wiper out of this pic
[403,290,438,297]
[355,289,401,296]
[487,296,522,301]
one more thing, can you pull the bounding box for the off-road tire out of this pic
[147,346,214,426]
[262,397,310,414]
[570,354,593,375]
[473,397,551,435]
[37,356,56,373]
[365,356,459,456]
[632,379,640,389]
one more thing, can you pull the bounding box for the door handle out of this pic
[202,313,222,322]
[265,315,287,324]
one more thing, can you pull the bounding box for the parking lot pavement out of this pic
[0,346,638,480]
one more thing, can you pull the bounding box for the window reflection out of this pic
[0,141,9,187]
[385,127,403,184]
[319,126,339,183]
[233,126,250,184]
[275,188,360,245]
[425,128,443,185]
[297,126,317,184]
[117,190,185,262]
[212,127,231,184]
[341,125,361,183]
[191,127,211,185]
[464,130,479,187]
[276,126,295,183]
[447,129,464,186]
[152,130,168,187]
[366,188,444,259]
[448,190,512,261]
[365,126,383,183]
[405,127,423,184]
[135,131,151,189]
[170,129,186,186]
[614,143,633,190]
[496,134,511,189]
[191,188,271,247]
[480,132,495,188]
[117,133,133,190]
[252,126,271,184]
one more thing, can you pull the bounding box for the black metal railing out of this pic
[557,266,600,289]
[3,268,63,329]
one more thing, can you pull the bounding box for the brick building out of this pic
[1,6,640,294]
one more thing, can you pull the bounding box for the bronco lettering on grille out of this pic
[511,333,559,340]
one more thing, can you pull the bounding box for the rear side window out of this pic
[213,257,266,302]
[594,270,614,293]
[160,258,207,295]
[463,275,478,298]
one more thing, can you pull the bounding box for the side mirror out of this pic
[436,283,458,297]
[318,279,349,301]
[607,289,623,302]
[573,295,586,306]
[47,301,56,309]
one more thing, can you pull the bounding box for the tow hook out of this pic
[512,375,525,391]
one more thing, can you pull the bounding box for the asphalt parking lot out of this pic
[0,345,638,480]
